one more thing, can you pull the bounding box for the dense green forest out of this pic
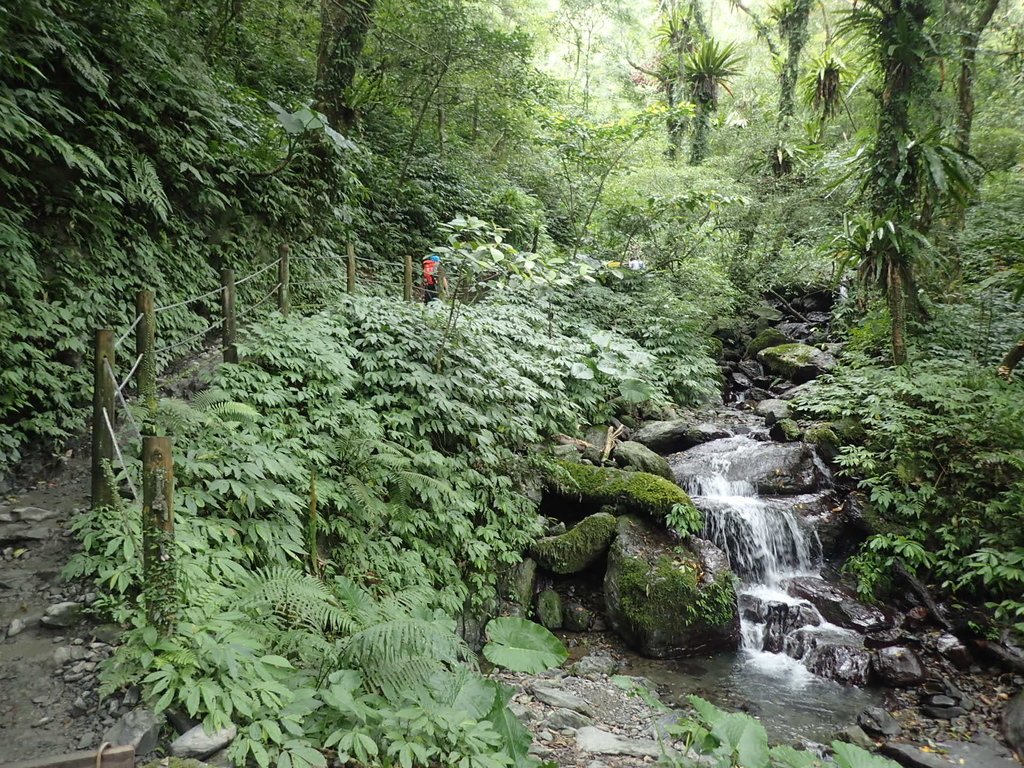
[3,0,1024,764]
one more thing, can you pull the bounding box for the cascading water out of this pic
[671,435,865,681]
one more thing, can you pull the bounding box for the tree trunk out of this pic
[777,0,812,121]
[689,99,711,165]
[888,265,908,366]
[954,0,1001,155]
[998,337,1024,379]
[314,0,376,129]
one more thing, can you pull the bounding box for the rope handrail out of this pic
[114,314,144,349]
[116,354,144,394]
[235,259,280,287]
[290,255,345,262]
[236,282,282,322]
[154,318,223,356]
[154,285,225,314]
[101,406,139,503]
[104,359,144,441]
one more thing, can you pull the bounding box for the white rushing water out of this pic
[677,436,859,681]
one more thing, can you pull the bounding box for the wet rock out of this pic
[671,436,829,496]
[632,420,733,454]
[604,516,739,658]
[41,601,82,628]
[835,725,876,750]
[103,708,165,754]
[1004,690,1024,758]
[562,602,592,632]
[731,372,754,390]
[936,634,972,670]
[535,589,563,630]
[170,723,238,759]
[572,653,618,678]
[863,628,905,649]
[872,646,926,687]
[754,399,790,426]
[786,577,894,633]
[545,707,594,730]
[532,513,617,575]
[737,360,764,381]
[575,726,667,758]
[531,685,595,717]
[611,441,673,480]
[762,601,821,653]
[880,742,954,767]
[858,706,903,736]
[803,641,872,686]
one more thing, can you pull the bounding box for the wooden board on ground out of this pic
[0,745,134,768]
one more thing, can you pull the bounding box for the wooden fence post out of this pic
[278,244,290,316]
[221,268,237,363]
[91,329,115,510]
[142,435,175,631]
[135,290,156,412]
[346,242,356,294]
[404,254,413,302]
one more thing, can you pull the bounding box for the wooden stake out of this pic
[346,242,356,294]
[135,290,156,411]
[278,244,290,316]
[221,268,237,363]
[142,435,175,631]
[91,329,115,510]
[404,254,413,302]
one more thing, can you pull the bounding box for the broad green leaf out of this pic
[831,742,901,768]
[482,617,568,673]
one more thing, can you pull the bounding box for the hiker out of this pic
[422,253,447,303]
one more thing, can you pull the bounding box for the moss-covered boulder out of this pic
[535,588,563,629]
[757,343,837,384]
[549,461,698,521]
[804,423,841,461]
[531,512,617,574]
[745,328,790,359]
[769,418,803,442]
[563,602,592,632]
[604,516,740,658]
[632,419,733,454]
[611,441,673,480]
[498,557,537,614]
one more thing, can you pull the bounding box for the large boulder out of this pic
[1004,690,1024,759]
[670,436,829,496]
[535,589,563,630]
[872,646,926,687]
[754,398,790,426]
[786,576,895,633]
[745,328,790,359]
[604,516,739,658]
[531,512,617,575]
[548,462,698,521]
[611,441,673,480]
[498,557,537,614]
[631,419,733,454]
[757,343,837,384]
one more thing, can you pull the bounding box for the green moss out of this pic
[552,461,697,520]
[745,328,788,359]
[535,588,563,629]
[770,418,803,442]
[531,512,617,574]
[706,336,724,362]
[804,423,840,460]
[616,552,736,631]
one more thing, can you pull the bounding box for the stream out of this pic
[628,419,883,744]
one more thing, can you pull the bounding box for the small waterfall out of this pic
[674,436,859,678]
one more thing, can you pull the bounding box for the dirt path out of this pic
[0,459,115,764]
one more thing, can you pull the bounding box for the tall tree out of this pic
[953,0,1002,156]
[837,0,937,365]
[315,0,376,128]
[685,38,743,165]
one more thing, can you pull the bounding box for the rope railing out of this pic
[154,284,226,315]
[91,242,421,517]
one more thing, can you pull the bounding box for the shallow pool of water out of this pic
[622,648,884,745]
